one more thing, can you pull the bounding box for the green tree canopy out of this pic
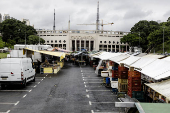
[27,35,45,45]
[0,18,37,46]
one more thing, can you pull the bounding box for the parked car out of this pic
[0,58,35,88]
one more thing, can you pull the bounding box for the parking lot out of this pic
[0,63,124,113]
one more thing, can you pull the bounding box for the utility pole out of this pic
[96,1,99,31]
[53,9,55,30]
[163,27,165,55]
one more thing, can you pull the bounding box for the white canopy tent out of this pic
[145,79,170,100]
[119,56,141,67]
[109,54,130,64]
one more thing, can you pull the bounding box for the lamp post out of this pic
[163,27,165,55]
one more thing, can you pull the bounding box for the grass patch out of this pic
[0,53,9,59]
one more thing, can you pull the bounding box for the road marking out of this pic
[38,82,40,84]
[46,74,48,76]
[89,101,92,105]
[85,85,87,87]
[84,82,103,83]
[91,111,121,113]
[118,98,122,102]
[86,90,111,92]
[83,77,101,78]
[36,77,45,79]
[29,89,32,92]
[23,94,27,98]
[14,101,19,106]
[83,79,102,81]
[91,110,94,113]
[41,79,43,81]
[86,94,89,98]
[6,110,10,113]
[84,82,86,84]
[0,90,30,92]
[85,86,103,87]
[34,85,37,88]
[0,103,15,105]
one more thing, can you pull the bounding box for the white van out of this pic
[0,58,35,88]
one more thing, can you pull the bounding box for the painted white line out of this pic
[83,77,101,78]
[6,110,10,113]
[86,94,89,98]
[85,85,87,87]
[85,86,103,87]
[29,89,32,92]
[23,94,27,98]
[84,82,103,83]
[83,79,102,81]
[38,82,40,84]
[81,70,82,72]
[89,101,92,105]
[41,79,43,81]
[0,103,15,105]
[46,74,48,76]
[34,85,37,88]
[84,82,86,84]
[50,76,51,78]
[35,77,44,79]
[91,110,94,113]
[86,90,110,92]
[91,102,115,104]
[0,90,30,92]
[118,98,122,102]
[83,79,85,81]
[14,101,20,106]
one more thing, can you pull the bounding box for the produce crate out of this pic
[106,77,110,84]
[132,91,144,100]
[128,87,141,92]
[101,71,109,77]
[118,78,128,83]
[112,78,118,81]
[118,71,128,79]
[118,83,128,92]
[118,66,128,71]
[111,81,118,88]
[128,80,141,87]
[112,70,119,78]
[128,76,141,81]
[112,67,118,70]
[128,71,141,77]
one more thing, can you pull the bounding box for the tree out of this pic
[27,35,45,45]
[0,18,37,46]
[0,36,5,48]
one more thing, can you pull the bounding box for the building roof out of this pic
[109,54,130,64]
[145,79,170,100]
[135,103,170,113]
[119,56,141,67]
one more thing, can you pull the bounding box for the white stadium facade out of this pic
[37,30,129,52]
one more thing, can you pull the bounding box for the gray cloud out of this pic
[0,0,170,32]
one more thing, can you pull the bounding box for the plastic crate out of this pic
[112,78,118,81]
[106,77,110,84]
[128,87,141,92]
[112,67,118,70]
[118,82,128,92]
[128,76,141,81]
[118,71,128,79]
[112,70,119,78]
[118,78,128,83]
[118,66,129,71]
[111,81,118,88]
[128,71,141,77]
[128,80,141,87]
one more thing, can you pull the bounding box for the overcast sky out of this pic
[0,0,170,32]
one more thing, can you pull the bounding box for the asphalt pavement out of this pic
[0,62,124,113]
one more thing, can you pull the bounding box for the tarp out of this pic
[24,48,65,61]
[93,52,108,58]
[142,54,164,59]
[99,53,122,60]
[161,56,170,62]
[141,59,170,80]
[119,56,141,67]
[145,79,170,100]
[109,54,130,64]
[130,57,157,70]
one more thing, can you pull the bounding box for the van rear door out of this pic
[0,62,21,81]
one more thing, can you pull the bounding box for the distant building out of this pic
[0,13,2,23]
[3,14,10,20]
[22,19,30,26]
